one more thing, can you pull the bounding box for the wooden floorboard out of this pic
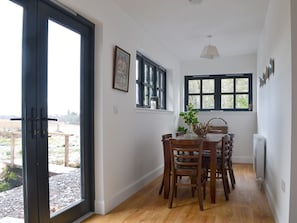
[83,164,275,223]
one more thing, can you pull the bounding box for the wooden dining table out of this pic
[163,133,224,203]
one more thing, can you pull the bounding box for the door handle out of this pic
[10,118,23,121]
[10,108,37,138]
[10,108,58,138]
[40,108,58,137]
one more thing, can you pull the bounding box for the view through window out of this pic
[185,74,252,111]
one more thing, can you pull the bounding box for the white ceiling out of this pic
[112,0,270,61]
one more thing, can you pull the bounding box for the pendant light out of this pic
[200,35,220,59]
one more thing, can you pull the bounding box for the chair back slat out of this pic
[170,139,204,172]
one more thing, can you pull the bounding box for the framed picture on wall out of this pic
[112,45,131,92]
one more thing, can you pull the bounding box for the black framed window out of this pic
[136,52,166,109]
[185,73,252,111]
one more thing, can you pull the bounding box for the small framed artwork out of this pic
[112,45,131,92]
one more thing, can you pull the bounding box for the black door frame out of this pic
[10,0,94,222]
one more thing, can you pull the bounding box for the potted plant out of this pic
[178,103,199,134]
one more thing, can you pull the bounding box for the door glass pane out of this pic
[221,79,233,93]
[188,80,200,94]
[0,1,24,221]
[236,78,249,92]
[221,95,234,109]
[202,95,214,109]
[236,94,249,109]
[47,20,82,216]
[202,79,214,93]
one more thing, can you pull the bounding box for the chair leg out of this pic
[158,177,164,195]
[222,168,229,201]
[168,175,176,208]
[191,177,196,197]
[228,164,236,189]
[196,182,204,211]
[203,183,206,200]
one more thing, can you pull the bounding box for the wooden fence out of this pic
[3,131,73,167]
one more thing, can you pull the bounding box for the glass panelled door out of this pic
[0,0,94,222]
[0,1,24,222]
[47,20,82,216]
[37,2,94,222]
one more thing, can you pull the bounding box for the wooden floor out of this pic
[83,164,275,223]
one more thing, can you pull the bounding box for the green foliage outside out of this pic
[0,167,18,192]
[236,97,248,108]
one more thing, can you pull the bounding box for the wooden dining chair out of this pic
[203,134,231,200]
[158,133,172,196]
[227,133,236,189]
[168,138,207,210]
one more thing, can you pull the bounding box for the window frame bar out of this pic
[136,52,166,109]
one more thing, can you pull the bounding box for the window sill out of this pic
[135,107,174,114]
[200,110,256,113]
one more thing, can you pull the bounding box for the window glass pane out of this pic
[236,78,249,92]
[221,79,233,93]
[136,84,139,104]
[189,95,200,109]
[160,92,165,108]
[156,71,160,88]
[160,72,164,89]
[202,79,214,93]
[221,95,234,109]
[136,59,139,81]
[188,80,200,93]
[202,95,214,109]
[144,64,148,84]
[149,66,153,85]
[236,94,249,109]
[144,86,149,106]
[149,87,153,98]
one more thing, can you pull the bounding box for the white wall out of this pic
[181,54,258,163]
[257,0,291,222]
[59,0,180,214]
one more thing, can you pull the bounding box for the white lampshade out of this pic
[200,44,220,59]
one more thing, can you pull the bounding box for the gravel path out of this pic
[0,169,80,220]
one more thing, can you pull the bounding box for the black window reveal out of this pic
[136,52,166,109]
[185,74,252,111]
